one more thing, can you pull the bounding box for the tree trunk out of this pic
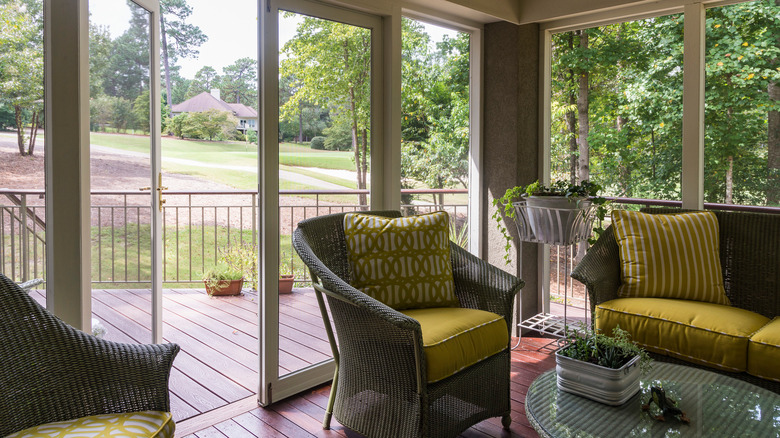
[298,100,304,143]
[769,81,780,206]
[361,127,368,203]
[160,16,173,109]
[14,105,26,156]
[566,32,577,185]
[577,31,590,184]
[725,155,734,204]
[27,110,39,156]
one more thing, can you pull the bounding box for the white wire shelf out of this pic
[519,313,568,338]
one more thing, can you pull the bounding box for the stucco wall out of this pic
[483,21,541,330]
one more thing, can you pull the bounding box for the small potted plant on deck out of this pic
[556,324,652,406]
[278,253,296,294]
[203,265,244,296]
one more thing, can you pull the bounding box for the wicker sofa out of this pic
[572,208,780,393]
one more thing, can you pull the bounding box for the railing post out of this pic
[21,194,29,282]
[252,193,257,247]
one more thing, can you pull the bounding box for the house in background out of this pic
[171,89,258,133]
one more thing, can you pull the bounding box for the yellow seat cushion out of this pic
[7,411,174,438]
[401,307,508,383]
[344,212,458,310]
[596,298,769,372]
[748,317,780,382]
[611,210,730,305]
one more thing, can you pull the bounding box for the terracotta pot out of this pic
[279,275,295,294]
[204,278,243,296]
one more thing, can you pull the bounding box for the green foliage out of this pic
[449,220,468,249]
[559,324,652,374]
[181,109,238,140]
[310,136,326,150]
[165,113,188,138]
[323,121,352,151]
[220,242,258,290]
[400,18,471,204]
[246,129,258,145]
[132,91,151,134]
[220,57,257,108]
[0,0,43,155]
[280,15,372,195]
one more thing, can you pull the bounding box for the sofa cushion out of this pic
[7,411,174,438]
[596,298,769,372]
[748,317,780,382]
[611,210,730,305]
[400,307,507,383]
[344,212,458,310]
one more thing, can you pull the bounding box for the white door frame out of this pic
[259,0,383,406]
[131,0,164,344]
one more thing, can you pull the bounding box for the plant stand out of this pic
[511,200,596,346]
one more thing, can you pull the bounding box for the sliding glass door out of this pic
[259,0,383,405]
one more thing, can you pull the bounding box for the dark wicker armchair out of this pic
[0,273,180,437]
[292,211,524,438]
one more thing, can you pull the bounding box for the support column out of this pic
[483,22,541,329]
[44,0,91,331]
[682,3,705,209]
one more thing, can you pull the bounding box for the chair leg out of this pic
[323,365,339,430]
[501,414,511,429]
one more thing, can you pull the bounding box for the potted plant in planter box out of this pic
[492,180,609,263]
[203,265,244,296]
[556,324,652,406]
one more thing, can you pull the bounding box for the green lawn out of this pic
[89,133,357,190]
[92,224,306,289]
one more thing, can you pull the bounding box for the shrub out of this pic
[310,136,326,150]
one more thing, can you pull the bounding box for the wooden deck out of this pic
[177,337,558,438]
[29,288,561,436]
[30,287,332,423]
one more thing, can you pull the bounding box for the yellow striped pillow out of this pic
[612,210,730,305]
[344,211,458,310]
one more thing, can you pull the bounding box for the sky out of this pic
[89,0,458,79]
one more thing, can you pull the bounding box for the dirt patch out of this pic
[1,137,336,232]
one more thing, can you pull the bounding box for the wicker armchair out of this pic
[292,211,524,438]
[0,273,180,437]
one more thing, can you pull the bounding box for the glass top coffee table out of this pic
[526,362,780,437]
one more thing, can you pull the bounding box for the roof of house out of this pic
[171,92,258,119]
[226,103,258,119]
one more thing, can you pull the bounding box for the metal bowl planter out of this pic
[555,347,641,406]
[512,197,596,246]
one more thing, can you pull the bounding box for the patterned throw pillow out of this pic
[343,211,458,310]
[7,411,174,438]
[612,210,730,305]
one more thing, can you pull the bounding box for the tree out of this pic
[185,65,220,99]
[0,0,43,156]
[281,17,371,204]
[221,58,257,107]
[159,0,207,109]
[400,20,471,207]
[89,22,113,98]
[182,109,237,140]
[103,6,151,102]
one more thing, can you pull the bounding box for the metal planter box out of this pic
[555,348,641,406]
